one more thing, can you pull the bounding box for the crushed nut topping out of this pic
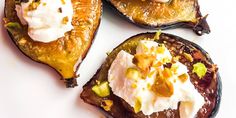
[183,53,193,62]
[28,0,41,11]
[61,0,66,4]
[178,73,188,83]
[133,54,156,77]
[58,7,62,13]
[101,100,113,111]
[61,16,69,24]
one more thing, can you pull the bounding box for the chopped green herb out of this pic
[92,81,110,97]
[192,62,207,78]
[5,22,22,33]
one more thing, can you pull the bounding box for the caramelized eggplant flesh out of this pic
[81,32,221,118]
[105,0,210,35]
[4,0,102,87]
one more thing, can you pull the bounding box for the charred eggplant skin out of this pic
[209,73,221,118]
[4,0,102,87]
[104,0,210,36]
[81,32,221,118]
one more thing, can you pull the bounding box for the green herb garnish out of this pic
[5,22,22,33]
[92,81,110,97]
[192,62,207,78]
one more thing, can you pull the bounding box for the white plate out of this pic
[0,0,236,118]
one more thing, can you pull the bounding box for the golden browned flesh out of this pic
[106,0,210,35]
[4,0,102,87]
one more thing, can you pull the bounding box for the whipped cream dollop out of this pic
[15,0,74,42]
[108,40,205,118]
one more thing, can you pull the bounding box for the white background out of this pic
[0,0,236,118]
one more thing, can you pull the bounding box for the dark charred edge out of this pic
[103,0,210,36]
[80,69,111,116]
[81,68,127,118]
[64,78,78,88]
[209,73,221,118]
[4,0,102,88]
[192,0,210,35]
[81,63,129,118]
[81,32,221,117]
[80,68,100,104]
[191,15,210,36]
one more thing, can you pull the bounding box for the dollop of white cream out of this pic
[15,0,74,42]
[108,40,205,117]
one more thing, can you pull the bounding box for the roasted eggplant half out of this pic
[3,0,102,87]
[104,0,210,35]
[81,32,221,118]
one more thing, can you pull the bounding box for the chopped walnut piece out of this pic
[183,53,193,62]
[152,77,174,97]
[61,0,66,4]
[178,73,188,83]
[133,54,156,78]
[28,1,41,11]
[62,16,69,24]
[58,7,62,13]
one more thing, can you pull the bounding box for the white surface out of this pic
[0,0,235,118]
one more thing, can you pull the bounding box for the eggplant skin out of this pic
[81,32,221,118]
[4,0,102,87]
[104,0,210,36]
